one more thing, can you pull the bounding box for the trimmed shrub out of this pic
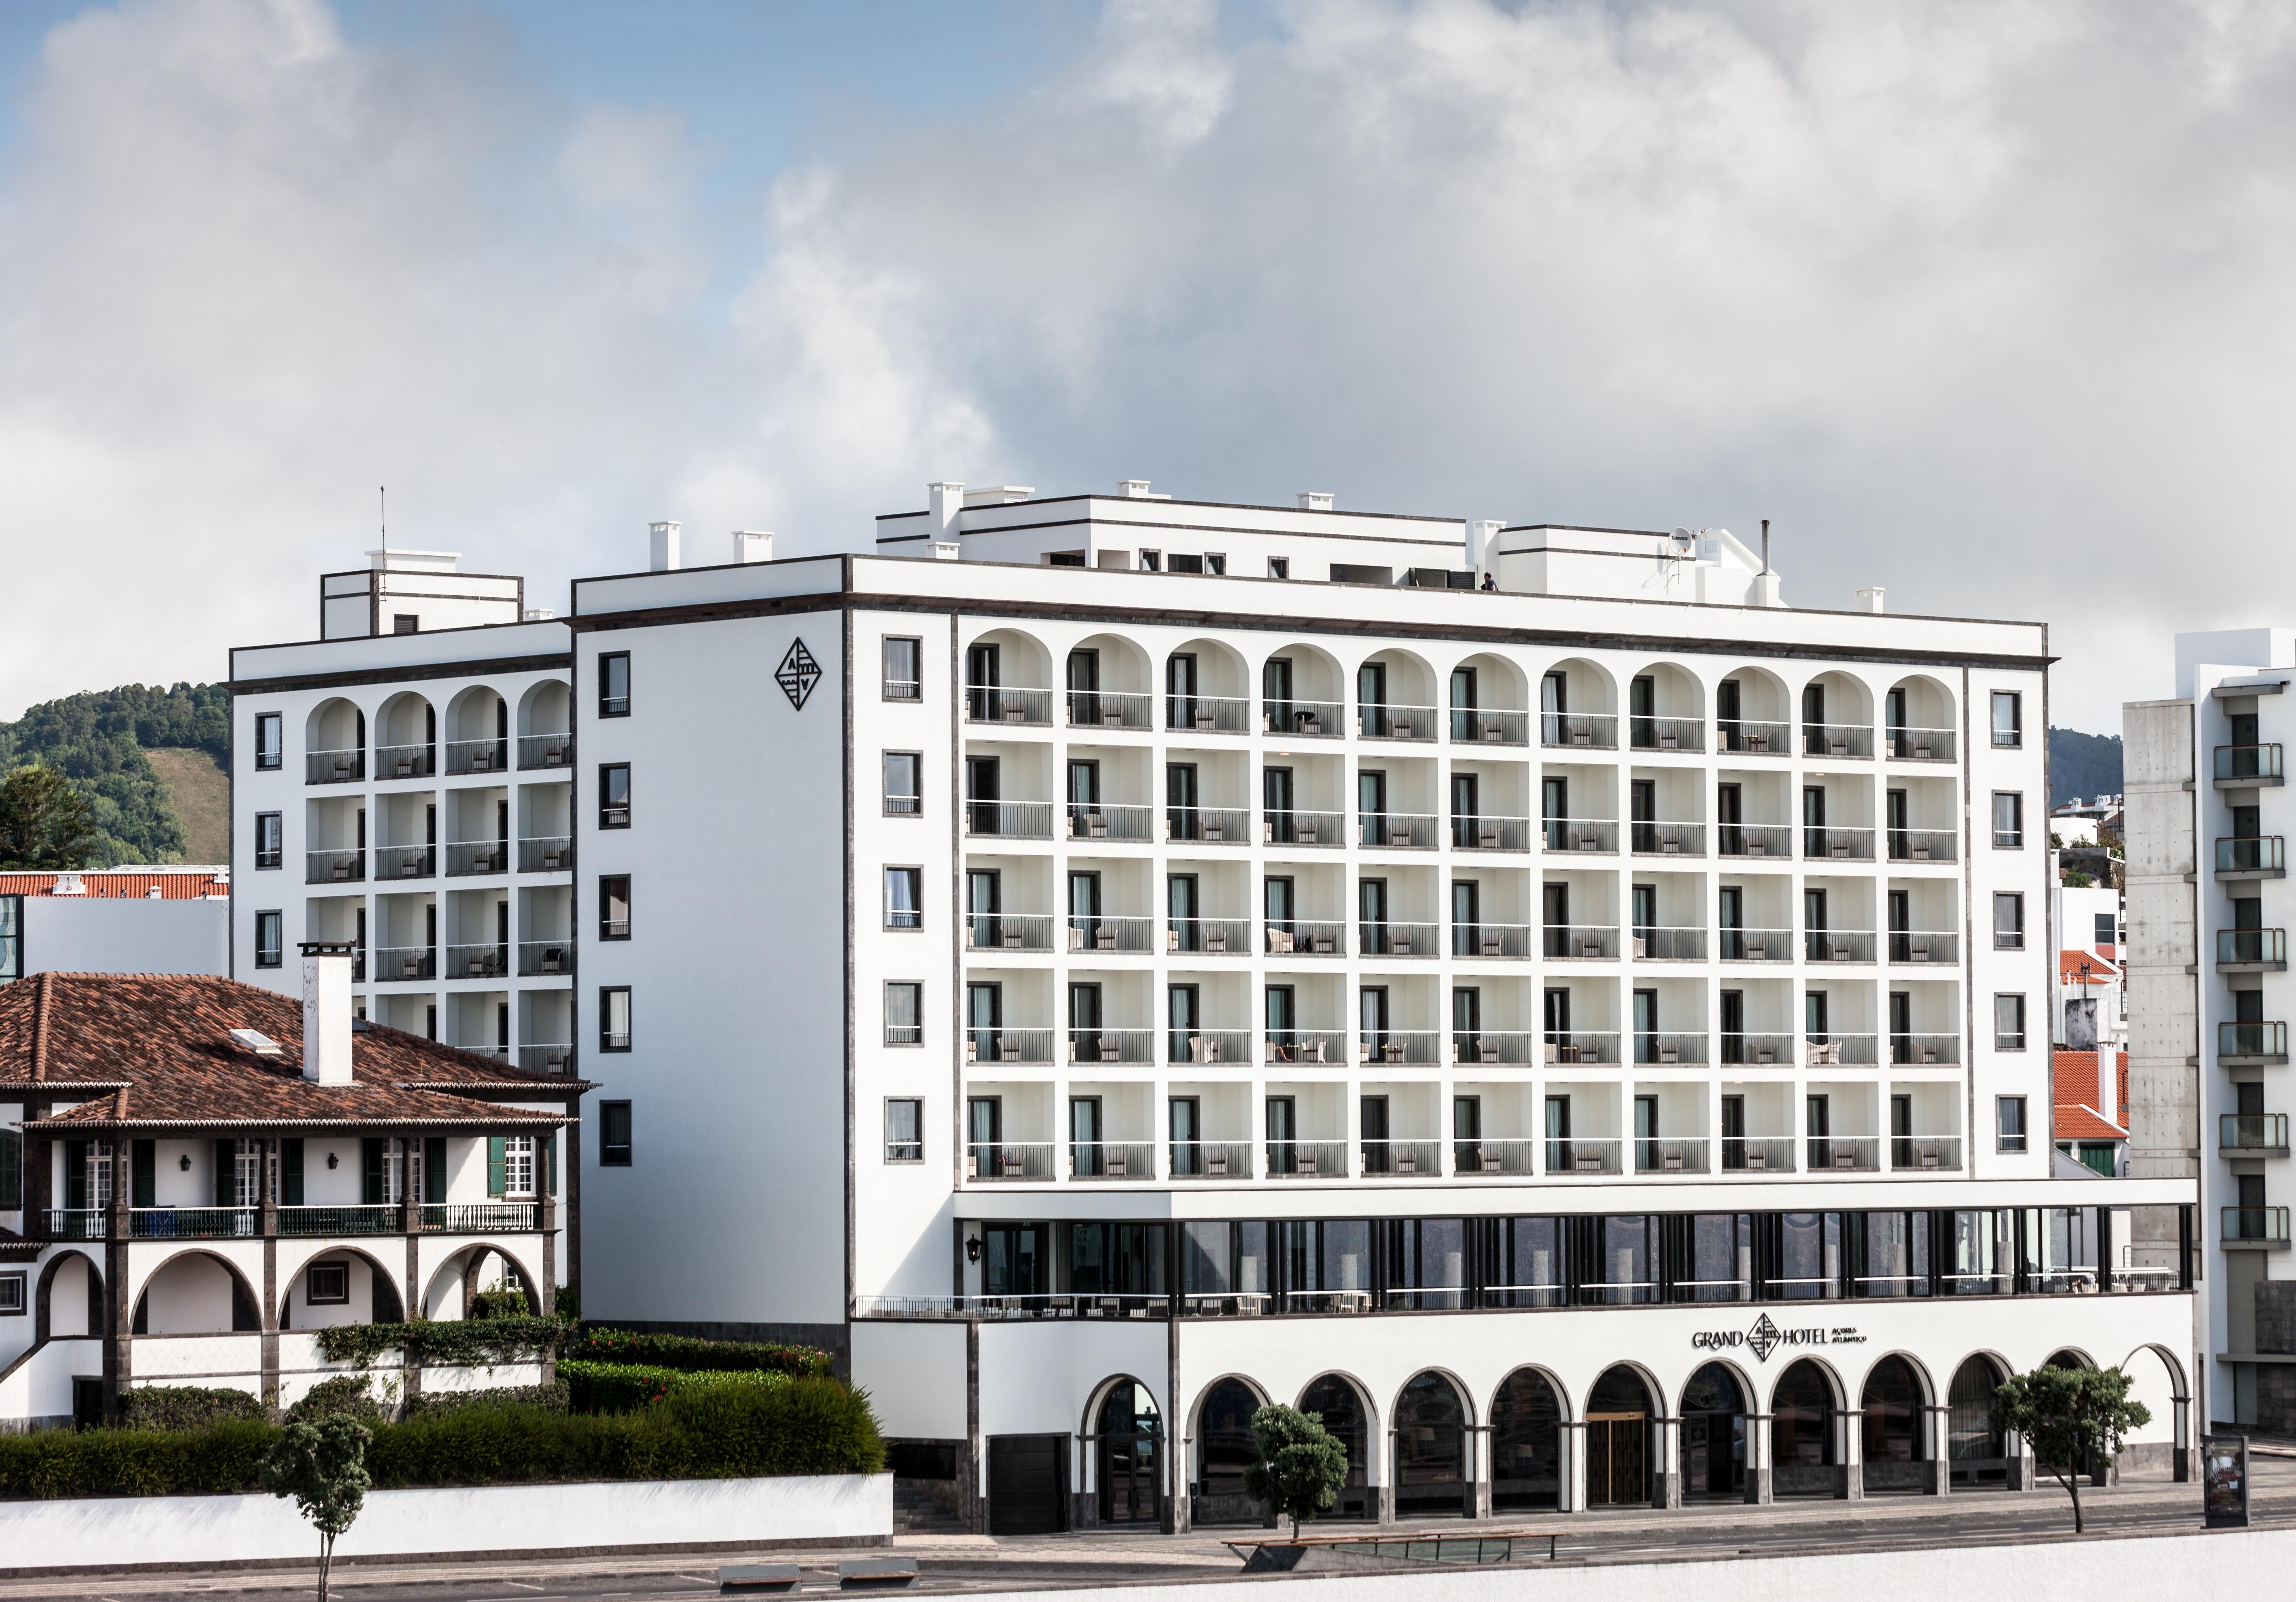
[403,1379,569,1420]
[469,1288,531,1320]
[0,1420,273,1500]
[568,1328,832,1378]
[287,1375,387,1426]
[117,1386,265,1432]
[562,1361,790,1414]
[312,1315,567,1369]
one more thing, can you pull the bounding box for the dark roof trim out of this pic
[27,1113,573,1131]
[873,513,1463,551]
[228,652,572,697]
[2212,680,2288,698]
[1499,523,1679,537]
[396,1080,595,1096]
[874,493,1466,527]
[568,551,847,599]
[319,567,529,585]
[0,1082,131,1095]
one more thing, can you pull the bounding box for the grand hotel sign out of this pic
[1692,1314,1867,1362]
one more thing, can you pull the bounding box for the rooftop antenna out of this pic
[1760,518,1770,575]
[380,486,388,554]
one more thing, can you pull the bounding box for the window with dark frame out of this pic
[599,652,631,717]
[885,1099,924,1163]
[599,763,631,828]
[255,812,283,870]
[884,752,922,815]
[1994,994,2026,1050]
[1267,557,1290,580]
[1992,792,2023,848]
[1997,1096,2029,1151]
[1990,690,2021,748]
[599,875,631,939]
[254,910,283,968]
[1139,550,1161,572]
[305,1262,350,1305]
[254,712,283,771]
[0,1271,22,1315]
[600,1100,633,1165]
[885,981,923,1045]
[885,866,923,929]
[1993,892,2025,949]
[883,637,922,700]
[599,986,632,1051]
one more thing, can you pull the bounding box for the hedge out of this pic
[312,1315,567,1369]
[404,1379,569,1420]
[567,1327,832,1378]
[116,1387,266,1432]
[0,1381,883,1500]
[562,1360,791,1414]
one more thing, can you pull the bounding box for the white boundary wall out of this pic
[0,1473,890,1573]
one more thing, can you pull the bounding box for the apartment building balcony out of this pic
[2223,1206,2290,1247]
[371,945,435,982]
[1890,1136,1963,1171]
[1720,1137,1797,1172]
[1167,694,1252,734]
[1453,1138,1538,1175]
[306,747,365,784]
[965,914,1058,953]
[1170,1030,1254,1065]
[520,1044,575,1074]
[1065,690,1155,731]
[518,732,574,771]
[1264,920,1346,955]
[1802,826,1876,861]
[2216,744,2286,787]
[1716,823,1792,860]
[1262,1030,1351,1065]
[1067,1028,1156,1065]
[375,743,435,781]
[2217,836,2287,880]
[1360,920,1440,957]
[1718,928,1791,960]
[1716,720,1791,755]
[1804,929,1877,963]
[1169,1140,1255,1178]
[1632,926,1705,960]
[1263,808,1347,846]
[516,835,573,872]
[444,737,509,776]
[965,801,1054,839]
[1890,1033,1963,1065]
[2217,929,2289,972]
[1541,712,1617,750]
[443,942,510,980]
[1806,1136,1882,1172]
[41,1203,547,1242]
[305,847,364,884]
[1067,804,1156,843]
[1357,703,1437,741]
[1065,915,1158,954]
[1720,1033,1799,1065]
[1802,724,1874,759]
[1883,929,1959,964]
[1545,924,1619,959]
[1167,806,1251,844]
[1629,821,1706,856]
[1265,1140,1351,1178]
[967,1028,1057,1065]
[1886,727,1956,762]
[2218,1020,2290,1065]
[1451,815,1533,851]
[445,840,509,877]
[1263,698,1343,738]
[1631,1032,1709,1065]
[1360,1139,1443,1177]
[1628,715,1705,753]
[1450,1030,1542,1065]
[371,845,435,882]
[1357,1030,1443,1065]
[1359,811,1439,849]
[1167,918,1253,954]
[1451,922,1535,958]
[966,686,1053,725]
[1886,829,1958,863]
[1454,708,1530,746]
[516,940,573,977]
[1635,1137,1712,1174]
[1803,1033,1879,1065]
[2221,1114,2289,1155]
[1071,1142,1156,1180]
[1544,1137,1623,1175]
[1541,1031,1621,1065]
[968,1142,1057,1180]
[1542,817,1617,853]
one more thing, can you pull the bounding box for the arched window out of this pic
[1679,1362,1747,1500]
[1947,1357,2006,1484]
[1772,1360,1835,1494]
[1393,1373,1468,1517]
[1192,1378,1264,1522]
[1861,1356,1925,1464]
[1489,1370,1562,1510]
[1094,1378,1160,1525]
[1298,1375,1372,1519]
[1585,1366,1654,1507]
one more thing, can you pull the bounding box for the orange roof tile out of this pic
[0,871,225,900]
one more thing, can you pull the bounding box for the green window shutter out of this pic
[362,1138,385,1206]
[64,1140,87,1211]
[487,1137,506,1198]
[424,1137,446,1204]
[131,1140,156,1209]
[215,1139,236,1207]
[281,1139,304,1208]
[0,1129,19,1211]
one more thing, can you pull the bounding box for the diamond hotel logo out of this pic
[776,639,822,710]
[1746,1313,1782,1362]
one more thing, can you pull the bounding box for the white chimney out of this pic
[1467,519,1504,580]
[649,521,681,572]
[732,530,774,564]
[931,542,962,561]
[51,872,84,896]
[300,944,355,1086]
[928,482,965,532]
[1119,480,1154,499]
[524,607,556,621]
[1298,492,1335,512]
[1856,587,1886,614]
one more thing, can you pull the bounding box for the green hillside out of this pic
[2048,726,2123,809]
[0,683,229,867]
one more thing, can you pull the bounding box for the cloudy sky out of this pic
[4,0,2294,733]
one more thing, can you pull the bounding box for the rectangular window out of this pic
[884,752,922,815]
[599,763,631,829]
[305,1262,349,1305]
[0,895,19,983]
[1168,553,1204,574]
[599,875,631,940]
[1997,1095,2028,1152]
[254,712,283,771]
[1992,792,2023,848]
[255,812,283,870]
[1205,553,1227,575]
[599,986,632,1052]
[885,1099,924,1163]
[599,1100,633,1166]
[599,652,631,717]
[0,1271,22,1315]
[885,981,923,1046]
[885,867,923,929]
[254,910,283,968]
[883,637,922,700]
[1994,993,2026,1050]
[1991,690,2021,748]
[1993,892,2025,949]
[1267,557,1290,580]
[1139,550,1161,571]
[502,1135,536,1197]
[393,615,420,635]
[0,1128,17,1208]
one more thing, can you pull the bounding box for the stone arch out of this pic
[304,696,365,780]
[2047,1347,2095,1370]
[1064,632,1155,698]
[1945,1351,2011,1485]
[1166,637,1251,728]
[1447,651,1531,739]
[1537,656,1619,746]
[2113,1344,2187,1475]
[279,1245,406,1329]
[1354,646,1440,730]
[1188,1374,1268,1525]
[1859,1352,1933,1487]
[1085,1373,1163,1525]
[373,689,436,778]
[1768,1357,1843,1496]
[1296,1371,1376,1519]
[1584,1362,1660,1507]
[1488,1366,1567,1511]
[1391,1369,1473,1518]
[1713,663,1791,752]
[1679,1358,1754,1501]
[35,1248,102,1342]
[1624,660,1706,751]
[1885,673,1957,756]
[1257,641,1346,733]
[130,1248,260,1336]
[417,1241,542,1321]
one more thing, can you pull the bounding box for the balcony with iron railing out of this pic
[1886,830,1958,864]
[1166,918,1253,955]
[1450,1030,1542,1065]
[374,744,435,781]
[966,686,1054,726]
[2215,744,2286,786]
[1802,826,1875,861]
[1628,716,1705,754]
[1541,712,1618,750]
[1629,821,1706,857]
[1715,823,1792,860]
[1169,1030,1254,1065]
[1635,1137,1712,1174]
[1543,1137,1623,1175]
[1357,1030,1443,1065]
[520,1044,575,1074]
[1806,1136,1882,1172]
[1542,817,1617,853]
[1067,804,1157,843]
[517,836,574,872]
[1067,1028,1156,1065]
[1262,809,1348,846]
[1889,1033,1963,1065]
[2219,1021,2290,1063]
[1358,704,1438,741]
[1360,1139,1443,1177]
[371,845,435,882]
[965,801,1055,839]
[280,1205,407,1236]
[1539,1031,1621,1065]
[1718,1033,1799,1065]
[1262,1030,1351,1065]
[518,732,575,771]
[1263,699,1344,738]
[1167,806,1251,844]
[2223,1206,2290,1246]
[1071,1142,1156,1180]
[1718,928,1791,961]
[305,847,364,885]
[2222,1115,2290,1155]
[36,1202,546,1240]
[1064,915,1157,954]
[443,943,510,981]
[1065,690,1155,731]
[1716,720,1791,755]
[1263,920,1347,955]
[1886,727,1956,762]
[1359,812,1439,850]
[1166,694,1253,734]
[422,1203,547,1232]
[1801,1033,1879,1065]
[2218,836,2289,878]
[968,1143,1057,1180]
[128,1207,256,1238]
[2218,929,2289,972]
[1631,1032,1709,1065]
[1720,1137,1797,1172]
[445,840,510,877]
[1168,1140,1255,1179]
[1887,930,1960,964]
[1453,708,1530,746]
[1453,1138,1539,1175]
[964,914,1057,953]
[1452,815,1533,851]
[1632,926,1706,960]
[1265,1140,1350,1178]
[1360,921,1441,957]
[306,748,365,784]
[371,945,435,982]
[1804,929,1877,963]
[1544,925,1619,959]
[965,1027,1057,1065]
[1889,1136,1963,1171]
[516,941,573,977]
[1452,923,1535,959]
[1803,725,1874,759]
[444,738,509,777]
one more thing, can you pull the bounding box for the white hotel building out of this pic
[226,485,2196,1531]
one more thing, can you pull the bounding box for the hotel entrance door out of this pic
[1585,1412,1648,1506]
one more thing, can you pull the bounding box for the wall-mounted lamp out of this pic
[965,1236,983,1264]
[178,1154,192,1172]
[326,1152,339,1170]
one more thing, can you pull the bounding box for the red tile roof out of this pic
[2059,949,2120,983]
[2052,1049,2128,1142]
[0,871,226,900]
[0,973,584,1131]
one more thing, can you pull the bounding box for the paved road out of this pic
[8,1460,2290,1602]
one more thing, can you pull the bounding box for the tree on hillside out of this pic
[0,682,223,866]
[0,763,98,870]
[1242,1404,1351,1538]
[1989,1363,2150,1534]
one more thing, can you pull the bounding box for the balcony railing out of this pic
[1263,809,1348,846]
[1720,1137,1796,1172]
[1629,821,1706,856]
[1629,716,1705,753]
[1545,925,1618,959]
[1065,690,1155,731]
[1264,921,1347,955]
[518,732,575,770]
[1541,713,1618,749]
[1167,806,1251,844]
[1886,829,1958,863]
[2221,1114,2290,1154]
[967,686,1053,725]
[1071,1142,1156,1179]
[517,836,573,872]
[1168,1140,1255,1179]
[279,1205,403,1237]
[965,914,1057,953]
[1452,815,1533,851]
[1358,1031,1442,1065]
[1453,1138,1538,1175]
[1632,1032,1708,1065]
[445,840,510,877]
[1265,1140,1350,1178]
[1170,1030,1254,1065]
[1167,918,1253,955]
[444,738,509,777]
[1359,812,1439,849]
[1805,929,1877,963]
[1890,1033,1963,1065]
[1453,708,1529,745]
[1890,1136,1963,1171]
[1887,930,1960,964]
[1718,928,1791,960]
[1262,1030,1352,1065]
[372,946,436,982]
[306,747,365,784]
[2215,744,2285,783]
[1166,694,1253,734]
[129,1207,257,1238]
[444,943,510,980]
[2223,1206,2290,1244]
[1802,1033,1879,1065]
[1802,826,1876,861]
[1804,724,1874,759]
[372,846,435,882]
[966,1028,1055,1065]
[1358,704,1438,741]
[1068,804,1157,842]
[1544,1138,1622,1175]
[516,941,574,977]
[1719,1033,1798,1065]
[305,847,364,885]
[1359,921,1440,957]
[520,1044,575,1074]
[1632,926,1706,960]
[1360,1139,1442,1176]
[1451,1031,1541,1065]
[1806,1136,1882,1172]
[421,1202,543,1232]
[2218,836,2288,876]
[1540,1031,1621,1065]
[375,743,435,780]
[1452,923,1535,959]
[1886,727,1956,762]
[1542,817,1617,853]
[2219,1021,2289,1061]
[1263,699,1344,738]
[1716,720,1791,755]
[2218,929,2289,969]
[1064,915,1156,954]
[1716,823,1792,859]
[968,1143,1057,1180]
[1635,1138,1711,1174]
[965,801,1054,839]
[1067,1028,1155,1065]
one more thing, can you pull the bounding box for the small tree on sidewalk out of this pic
[260,1414,373,1602]
[1990,1364,2150,1534]
[1242,1404,1350,1538]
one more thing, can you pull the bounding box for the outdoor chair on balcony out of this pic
[393,756,420,778]
[1745,1146,1768,1170]
[1830,842,1850,859]
[1482,720,1505,742]
[1918,1145,1941,1170]
[1574,1152,1602,1172]
[1206,1152,1229,1175]
[1395,1151,1418,1174]
[1570,724,1593,746]
[331,860,355,880]
[1910,843,1932,861]
[1191,1036,1222,1065]
[543,743,569,766]
[1833,1148,1857,1169]
[540,948,566,975]
[1295,1153,1318,1175]
[399,956,424,980]
[1002,1153,1025,1175]
[1659,1044,1680,1063]
[1577,938,1604,958]
[329,757,354,780]
[1391,934,1414,955]
[1659,833,1682,853]
[1745,732,1770,752]
[1478,824,1500,849]
[539,848,565,870]
[1806,1041,1842,1065]
[1632,937,1647,958]
[1663,1149,1684,1172]
[1104,1153,1129,1177]
[1482,1152,1504,1172]
[1101,708,1124,727]
[1745,839,1768,856]
[1268,928,1295,953]
[1909,939,1932,961]
[544,1052,569,1072]
[1658,731,1680,751]
[1480,934,1503,956]
[1828,738,1849,757]
[1085,813,1109,837]
[1742,939,1766,958]
[471,749,496,772]
[1829,940,1851,962]
[1571,831,1596,851]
